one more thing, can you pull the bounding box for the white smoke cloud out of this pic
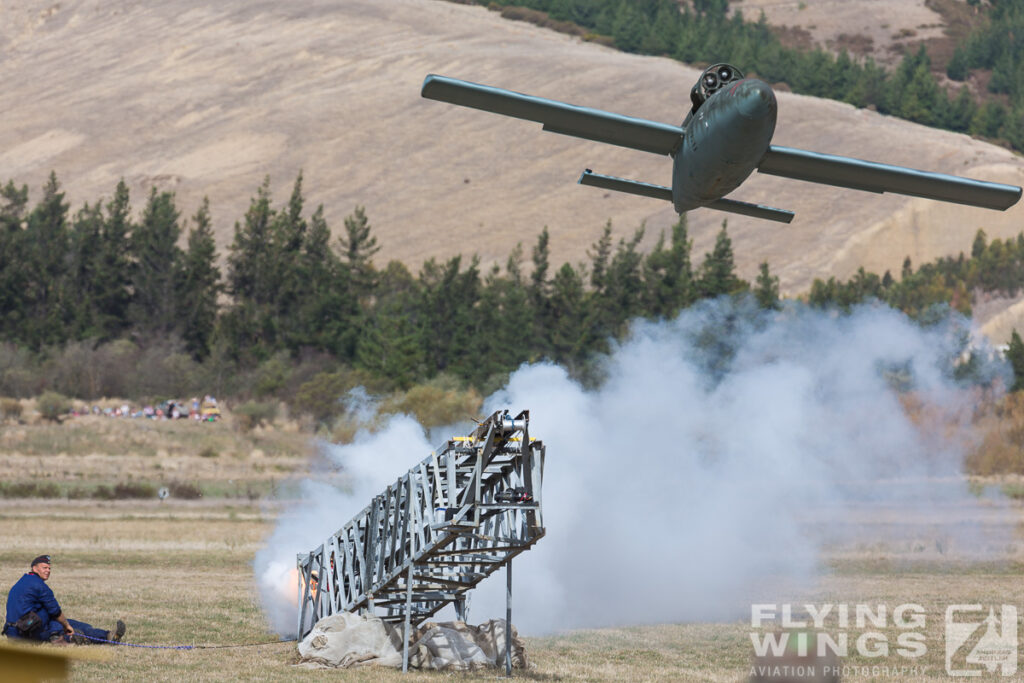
[254,411,432,635]
[255,299,1011,636]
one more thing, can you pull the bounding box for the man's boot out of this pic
[108,620,126,644]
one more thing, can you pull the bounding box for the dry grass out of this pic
[0,496,1019,681]
[3,415,1024,679]
[968,393,1024,475]
[0,415,315,501]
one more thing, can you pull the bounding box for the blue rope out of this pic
[74,633,296,649]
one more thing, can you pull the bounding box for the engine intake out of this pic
[689,63,745,113]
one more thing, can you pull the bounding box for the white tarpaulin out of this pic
[297,612,528,671]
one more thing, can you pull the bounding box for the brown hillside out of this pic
[1,0,1022,308]
[733,0,948,66]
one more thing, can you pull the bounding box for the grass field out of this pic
[2,418,1024,680]
[0,498,1021,681]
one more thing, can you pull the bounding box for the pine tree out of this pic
[753,262,781,310]
[222,177,278,358]
[66,201,105,338]
[417,256,482,378]
[295,205,359,359]
[643,216,694,318]
[179,198,221,359]
[697,222,746,298]
[0,182,30,339]
[23,172,71,347]
[357,261,422,386]
[473,260,534,387]
[129,188,183,338]
[270,173,309,320]
[971,229,988,259]
[1008,329,1024,392]
[529,228,551,307]
[228,177,275,307]
[547,262,588,365]
[339,205,380,301]
[94,180,133,339]
[588,221,613,292]
[602,227,646,334]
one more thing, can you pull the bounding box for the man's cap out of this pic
[31,555,51,566]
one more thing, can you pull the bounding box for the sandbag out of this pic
[296,612,528,671]
[409,618,528,671]
[296,612,403,669]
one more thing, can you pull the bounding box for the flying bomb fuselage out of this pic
[420,65,1021,223]
[673,78,777,213]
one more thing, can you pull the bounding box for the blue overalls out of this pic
[4,572,108,642]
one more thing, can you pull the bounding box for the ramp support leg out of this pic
[505,558,512,676]
[455,596,467,622]
[402,564,413,673]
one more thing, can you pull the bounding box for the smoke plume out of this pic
[255,299,1010,636]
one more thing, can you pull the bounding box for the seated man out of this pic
[3,555,125,645]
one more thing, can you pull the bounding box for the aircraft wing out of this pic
[421,75,683,155]
[759,145,1021,210]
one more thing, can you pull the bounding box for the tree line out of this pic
[0,172,781,400]
[472,0,1024,151]
[807,228,1024,321]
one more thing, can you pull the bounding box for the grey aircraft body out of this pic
[421,64,1022,223]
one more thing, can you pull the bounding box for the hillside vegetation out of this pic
[1,0,1022,300]
[474,0,1024,150]
[8,169,1024,476]
[0,170,773,399]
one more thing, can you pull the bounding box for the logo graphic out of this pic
[945,605,1017,677]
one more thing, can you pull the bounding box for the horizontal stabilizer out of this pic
[705,197,795,223]
[579,171,794,223]
[759,145,1022,210]
[422,75,683,155]
[578,169,673,201]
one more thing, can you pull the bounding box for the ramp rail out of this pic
[297,409,545,639]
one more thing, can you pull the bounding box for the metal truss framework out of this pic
[297,409,545,640]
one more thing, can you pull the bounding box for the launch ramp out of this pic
[297,409,545,641]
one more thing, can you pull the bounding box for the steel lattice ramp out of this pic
[297,409,545,639]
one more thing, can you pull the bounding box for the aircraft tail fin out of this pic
[578,170,794,223]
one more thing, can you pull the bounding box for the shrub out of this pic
[0,343,41,398]
[497,5,586,37]
[198,446,218,459]
[36,391,71,422]
[381,374,482,428]
[0,398,23,420]
[293,368,389,423]
[294,371,350,423]
[66,486,92,500]
[967,393,1024,475]
[133,341,201,398]
[46,339,103,399]
[114,482,157,499]
[233,400,278,432]
[0,481,61,498]
[168,481,203,499]
[92,485,115,500]
[251,351,292,398]
[93,482,156,499]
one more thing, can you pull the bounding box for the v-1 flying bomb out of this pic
[421,64,1021,223]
